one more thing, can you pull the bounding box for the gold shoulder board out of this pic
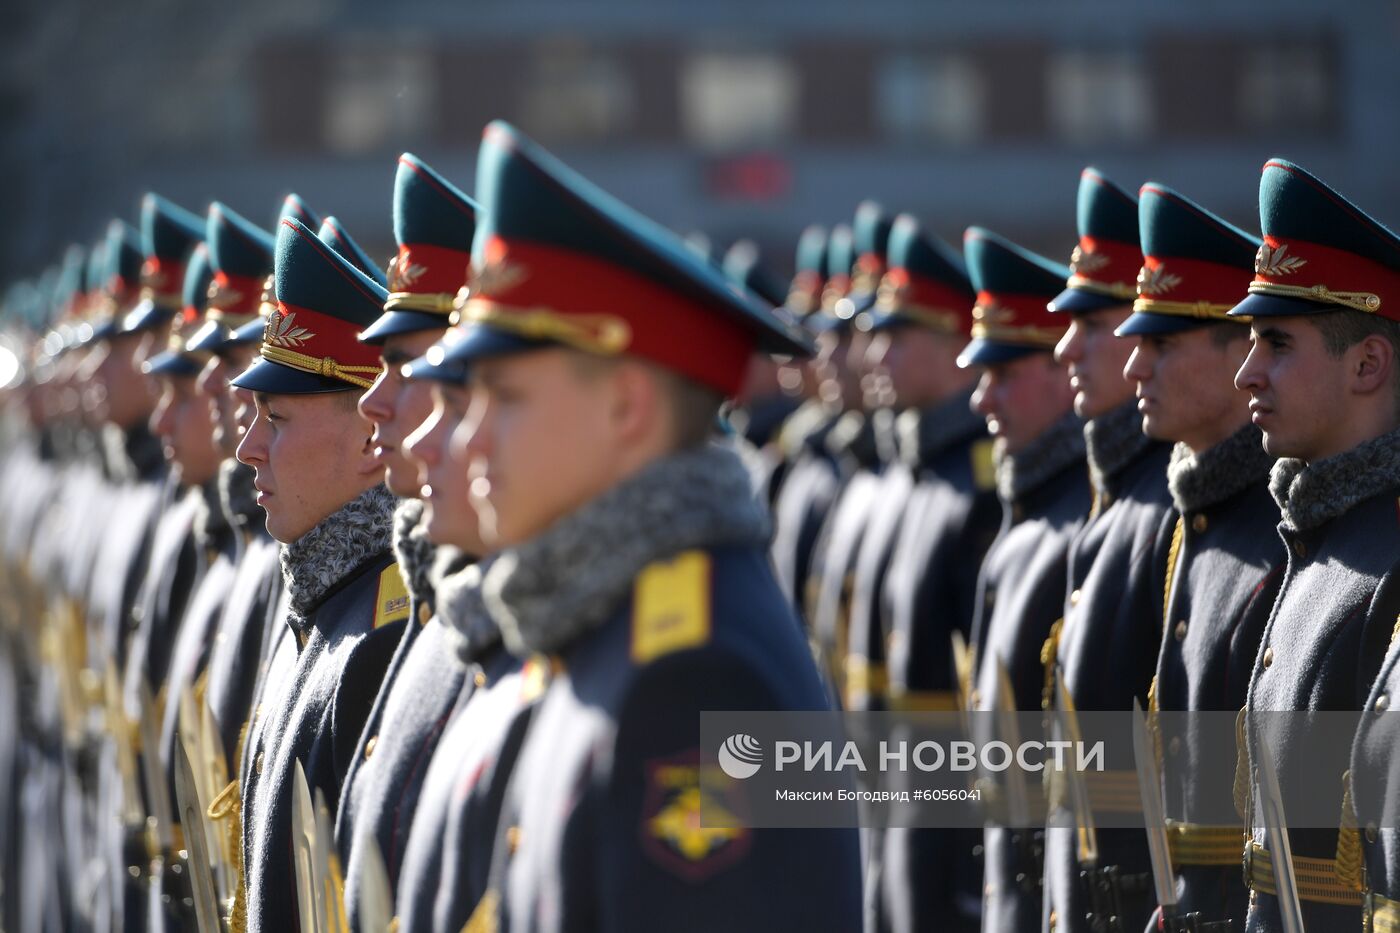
[374,564,412,629]
[630,550,712,664]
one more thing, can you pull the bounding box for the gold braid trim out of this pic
[880,304,964,333]
[1247,281,1382,314]
[1132,296,1242,322]
[969,322,1064,349]
[1166,823,1246,867]
[1066,276,1138,301]
[259,345,379,389]
[1040,619,1064,711]
[138,286,184,311]
[1336,770,1364,892]
[384,292,455,315]
[454,299,632,356]
[1246,840,1364,906]
[1233,707,1251,822]
[1163,516,1185,639]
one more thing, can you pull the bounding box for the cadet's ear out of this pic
[1351,333,1395,397]
[339,393,381,477]
[605,360,664,449]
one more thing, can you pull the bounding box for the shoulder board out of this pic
[373,563,411,629]
[971,438,997,492]
[630,549,712,665]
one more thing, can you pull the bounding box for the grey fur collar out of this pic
[1085,401,1154,491]
[996,411,1087,503]
[219,458,264,535]
[431,548,499,663]
[1269,425,1400,533]
[392,498,437,611]
[280,483,396,621]
[194,478,232,551]
[896,388,984,470]
[1167,425,1273,514]
[483,443,770,657]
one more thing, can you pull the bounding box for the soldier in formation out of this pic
[4,129,1400,933]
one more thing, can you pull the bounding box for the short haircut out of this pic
[1310,309,1400,407]
[567,351,721,450]
[655,367,724,449]
[333,387,363,411]
[1204,319,1252,348]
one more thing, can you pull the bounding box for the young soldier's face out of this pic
[1053,304,1137,420]
[867,325,966,410]
[452,349,621,550]
[92,332,157,429]
[236,391,379,543]
[1236,316,1352,461]
[1123,326,1251,452]
[971,352,1075,456]
[359,330,444,498]
[151,373,223,486]
[813,330,861,409]
[196,347,255,456]
[404,381,484,552]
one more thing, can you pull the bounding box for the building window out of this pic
[680,50,798,151]
[876,53,985,146]
[1238,41,1334,133]
[519,40,635,145]
[323,39,435,154]
[1048,49,1152,145]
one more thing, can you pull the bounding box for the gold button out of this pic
[474,670,486,688]
[1367,822,1379,843]
[1293,540,1306,559]
[1376,694,1390,712]
[364,735,378,760]
[1168,736,1181,757]
[1262,647,1274,669]
[1191,514,1208,533]
[417,604,431,626]
[506,825,522,853]
[254,753,264,775]
[1070,589,1082,607]
[1175,620,1188,641]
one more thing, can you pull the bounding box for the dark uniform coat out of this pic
[1043,403,1176,933]
[968,412,1089,933]
[121,481,203,717]
[335,504,468,932]
[1242,430,1400,933]
[769,401,844,615]
[871,394,1000,933]
[392,559,537,933]
[807,409,889,705]
[471,445,862,933]
[1151,428,1282,929]
[201,459,284,769]
[239,486,409,932]
[864,392,998,714]
[1349,615,1400,932]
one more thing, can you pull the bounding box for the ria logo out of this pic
[717,733,764,779]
